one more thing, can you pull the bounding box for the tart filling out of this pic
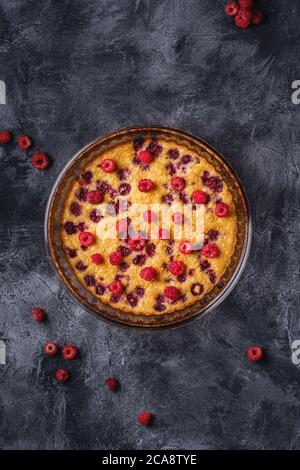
[61,136,237,315]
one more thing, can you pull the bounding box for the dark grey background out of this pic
[0,0,299,450]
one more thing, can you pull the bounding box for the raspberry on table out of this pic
[138,179,156,192]
[108,280,124,296]
[0,130,12,144]
[140,266,157,281]
[32,307,46,322]
[215,201,230,217]
[247,346,263,362]
[79,231,95,246]
[138,411,153,426]
[164,286,180,301]
[62,345,78,360]
[171,176,186,193]
[32,151,50,170]
[234,13,251,28]
[202,243,219,258]
[44,342,58,356]
[55,369,70,383]
[225,2,240,16]
[17,135,32,150]
[169,260,186,276]
[239,0,252,7]
[101,159,117,173]
[239,7,253,20]
[105,377,120,391]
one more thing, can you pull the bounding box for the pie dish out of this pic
[45,127,251,328]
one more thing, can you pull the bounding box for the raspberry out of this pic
[105,377,120,391]
[89,209,102,223]
[133,254,147,266]
[164,286,180,301]
[215,202,230,217]
[91,253,104,265]
[166,163,176,176]
[76,188,88,202]
[129,237,146,251]
[0,130,12,144]
[239,7,253,20]
[239,0,252,7]
[138,179,156,192]
[79,231,95,246]
[179,192,189,204]
[117,168,130,181]
[70,202,82,217]
[202,243,219,258]
[32,151,49,170]
[135,286,145,297]
[224,1,239,16]
[168,148,180,159]
[44,342,58,356]
[234,13,251,28]
[75,261,87,271]
[191,283,204,296]
[179,241,193,254]
[140,266,157,281]
[181,154,192,164]
[169,260,186,276]
[133,135,145,151]
[55,369,70,383]
[109,250,123,265]
[119,246,131,257]
[108,280,124,296]
[87,190,103,204]
[84,274,96,286]
[146,243,156,257]
[119,183,131,196]
[172,212,184,225]
[162,193,174,206]
[138,411,153,426]
[201,171,223,193]
[177,273,187,283]
[208,229,220,241]
[158,228,170,240]
[138,150,153,164]
[147,139,162,156]
[66,247,77,258]
[17,134,32,150]
[32,307,46,322]
[95,283,106,295]
[252,10,263,25]
[171,176,185,193]
[192,190,208,204]
[143,210,156,222]
[101,159,117,173]
[247,346,263,362]
[62,345,78,360]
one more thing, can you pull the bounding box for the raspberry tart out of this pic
[47,127,250,327]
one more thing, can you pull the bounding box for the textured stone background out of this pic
[0,0,300,450]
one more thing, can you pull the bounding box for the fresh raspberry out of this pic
[108,280,124,296]
[252,10,263,24]
[172,212,184,225]
[215,202,230,217]
[247,346,263,362]
[146,243,156,257]
[225,1,239,16]
[143,210,156,222]
[201,171,223,193]
[105,377,120,391]
[129,237,146,251]
[0,130,12,144]
[239,0,252,7]
[234,13,251,28]
[168,148,180,159]
[158,228,170,240]
[44,341,58,356]
[169,260,186,276]
[202,243,219,258]
[62,345,78,360]
[101,159,117,173]
[55,369,70,383]
[140,266,157,281]
[208,229,220,241]
[164,286,180,301]
[239,7,253,20]
[87,190,103,204]
[191,283,204,296]
[179,241,193,254]
[79,231,95,246]
[91,253,104,265]
[171,176,185,193]
[192,190,208,204]
[70,202,82,217]
[138,179,156,192]
[32,307,46,322]
[137,150,153,164]
[17,135,32,150]
[109,250,123,265]
[95,283,106,295]
[138,411,153,426]
[31,151,50,170]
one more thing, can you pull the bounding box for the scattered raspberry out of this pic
[101,159,117,173]
[252,10,263,24]
[177,273,187,283]
[119,246,131,257]
[143,210,156,222]
[55,369,70,383]
[138,411,153,426]
[201,171,223,193]
[166,163,176,176]
[87,190,103,204]
[135,286,145,297]
[239,7,253,20]
[140,266,157,281]
[215,202,230,217]
[138,179,156,192]
[171,176,185,193]
[84,274,96,286]
[108,280,124,296]
[79,231,95,246]
[17,135,32,150]
[32,151,49,170]
[126,292,139,307]
[75,260,87,271]
[147,139,162,156]
[119,183,131,196]
[91,253,104,265]
[95,282,106,295]
[179,241,193,254]
[76,187,88,202]
[169,260,186,276]
[161,193,174,206]
[239,0,252,7]
[192,190,208,204]
[109,250,123,265]
[62,345,78,360]
[168,148,180,159]
[44,342,58,356]
[202,243,219,258]
[138,150,153,164]
[172,212,184,225]
[191,283,204,296]
[247,346,263,362]
[208,229,220,241]
[66,247,77,258]
[70,202,82,217]
[105,377,120,391]
[234,13,251,28]
[164,286,180,301]
[129,237,146,251]
[146,243,156,257]
[181,154,192,165]
[0,130,12,144]
[225,2,239,16]
[32,307,46,322]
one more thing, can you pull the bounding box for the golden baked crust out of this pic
[61,137,237,315]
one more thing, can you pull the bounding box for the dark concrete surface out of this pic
[0,0,300,450]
